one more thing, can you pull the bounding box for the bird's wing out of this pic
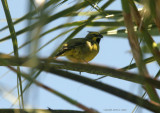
[55,38,86,57]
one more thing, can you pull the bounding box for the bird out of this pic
[55,32,103,63]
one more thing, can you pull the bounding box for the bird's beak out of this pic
[99,34,103,38]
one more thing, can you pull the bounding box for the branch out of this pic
[1,57,160,89]
[0,109,86,113]
[2,57,160,112]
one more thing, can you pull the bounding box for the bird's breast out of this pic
[66,41,99,63]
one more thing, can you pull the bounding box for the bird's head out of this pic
[85,32,103,43]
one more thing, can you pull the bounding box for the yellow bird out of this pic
[55,32,103,63]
